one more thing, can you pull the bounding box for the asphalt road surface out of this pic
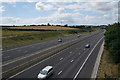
[2,32,95,63]
[7,29,104,79]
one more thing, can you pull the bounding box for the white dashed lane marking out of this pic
[71,60,74,62]
[60,58,63,60]
[58,71,62,75]
[70,51,72,53]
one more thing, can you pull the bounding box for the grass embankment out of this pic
[2,29,93,49]
[97,49,119,78]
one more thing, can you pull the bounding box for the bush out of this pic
[105,22,120,64]
[67,30,78,34]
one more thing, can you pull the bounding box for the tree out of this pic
[105,22,120,64]
[64,24,68,27]
[47,23,50,26]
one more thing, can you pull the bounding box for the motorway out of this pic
[6,29,104,79]
[2,32,98,73]
[2,32,94,63]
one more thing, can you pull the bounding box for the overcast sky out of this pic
[0,0,119,25]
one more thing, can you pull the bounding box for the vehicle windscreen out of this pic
[40,70,47,75]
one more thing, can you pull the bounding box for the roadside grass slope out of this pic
[97,49,118,78]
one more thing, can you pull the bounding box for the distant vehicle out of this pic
[37,66,53,79]
[77,35,81,38]
[0,48,3,51]
[85,44,90,48]
[85,30,91,32]
[58,38,62,42]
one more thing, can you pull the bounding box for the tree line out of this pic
[104,22,120,64]
[1,23,106,29]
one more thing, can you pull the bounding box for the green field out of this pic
[2,29,94,49]
[2,30,42,37]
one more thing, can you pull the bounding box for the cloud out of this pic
[63,2,118,15]
[0,0,118,2]
[1,2,118,25]
[1,12,117,25]
[44,0,118,2]
[85,2,117,14]
[0,0,17,3]
[0,6,5,13]
[27,0,36,2]
[57,8,66,14]
[2,17,22,24]
[35,2,54,11]
[64,4,82,10]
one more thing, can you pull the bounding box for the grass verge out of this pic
[2,29,92,49]
[97,49,119,78]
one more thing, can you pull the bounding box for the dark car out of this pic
[58,38,62,42]
[77,35,81,38]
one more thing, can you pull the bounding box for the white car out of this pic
[37,66,53,79]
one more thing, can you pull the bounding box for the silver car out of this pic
[37,66,53,79]
[85,44,90,48]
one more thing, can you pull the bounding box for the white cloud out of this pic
[85,2,117,14]
[35,2,54,11]
[2,17,22,24]
[57,8,66,14]
[0,6,5,13]
[0,0,17,3]
[0,0,118,2]
[63,2,118,15]
[64,4,81,10]
[45,0,118,2]
[27,0,36,2]
[1,12,117,25]
[1,2,118,25]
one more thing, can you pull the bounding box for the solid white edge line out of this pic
[6,32,100,79]
[73,37,103,80]
[91,41,104,79]
[3,31,97,66]
[3,31,99,53]
[3,34,86,66]
[6,36,88,79]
